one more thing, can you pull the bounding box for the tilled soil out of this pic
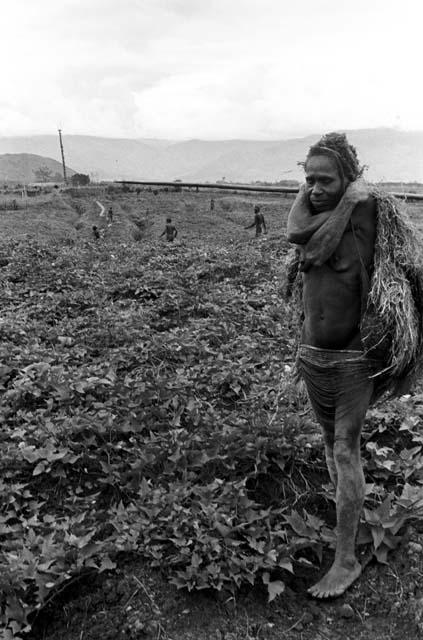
[29,526,423,640]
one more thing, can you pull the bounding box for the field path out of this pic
[95,200,105,217]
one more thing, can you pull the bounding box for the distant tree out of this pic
[33,165,53,183]
[70,173,90,187]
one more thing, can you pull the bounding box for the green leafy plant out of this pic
[0,235,422,637]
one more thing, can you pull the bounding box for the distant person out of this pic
[92,225,101,240]
[108,206,113,223]
[210,198,215,211]
[160,217,178,242]
[245,205,267,237]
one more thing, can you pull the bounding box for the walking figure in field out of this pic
[286,131,423,599]
[160,217,178,242]
[245,205,267,237]
[210,198,215,211]
[108,206,113,224]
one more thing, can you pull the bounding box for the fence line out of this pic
[115,180,423,201]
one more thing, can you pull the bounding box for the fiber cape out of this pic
[285,185,423,400]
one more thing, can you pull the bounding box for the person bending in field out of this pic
[245,205,267,237]
[286,131,423,599]
[92,225,101,240]
[160,217,178,242]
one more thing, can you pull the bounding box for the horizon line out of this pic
[0,126,421,143]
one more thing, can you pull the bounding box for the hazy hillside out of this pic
[178,130,423,183]
[0,153,76,183]
[0,136,165,182]
[0,129,422,182]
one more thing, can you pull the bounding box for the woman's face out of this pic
[305,154,345,212]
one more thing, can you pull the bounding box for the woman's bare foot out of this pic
[308,560,361,599]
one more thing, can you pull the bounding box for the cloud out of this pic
[1,0,423,137]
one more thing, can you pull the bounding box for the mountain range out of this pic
[0,153,76,184]
[0,128,422,183]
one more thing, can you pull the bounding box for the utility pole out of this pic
[58,129,67,184]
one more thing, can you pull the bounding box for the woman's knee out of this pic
[333,436,360,466]
[334,411,364,447]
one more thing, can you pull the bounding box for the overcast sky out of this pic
[3,0,422,140]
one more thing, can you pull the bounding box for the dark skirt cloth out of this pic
[297,344,382,425]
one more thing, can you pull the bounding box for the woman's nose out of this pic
[312,182,323,196]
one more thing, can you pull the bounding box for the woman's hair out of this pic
[301,132,366,181]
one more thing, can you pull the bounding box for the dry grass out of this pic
[364,188,423,392]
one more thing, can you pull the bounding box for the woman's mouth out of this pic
[310,197,328,210]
